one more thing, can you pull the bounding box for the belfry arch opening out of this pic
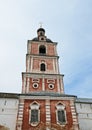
[39,45,46,54]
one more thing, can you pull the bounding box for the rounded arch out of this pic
[40,63,46,71]
[39,45,46,54]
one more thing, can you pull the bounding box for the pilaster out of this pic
[16,99,24,130]
[70,100,79,130]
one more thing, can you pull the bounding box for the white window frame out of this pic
[56,103,67,125]
[33,83,39,88]
[48,83,54,89]
[29,102,40,126]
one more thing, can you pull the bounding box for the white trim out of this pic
[26,78,30,93]
[56,102,67,125]
[32,78,40,83]
[30,57,33,72]
[47,79,55,83]
[42,75,45,91]
[29,101,40,126]
[53,58,55,73]
[45,100,51,124]
[57,78,60,93]
[33,83,39,88]
[48,84,54,89]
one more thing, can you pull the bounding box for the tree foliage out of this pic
[0,125,9,130]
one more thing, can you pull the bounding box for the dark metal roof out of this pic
[76,98,92,103]
[32,37,53,43]
[37,28,45,32]
[0,92,19,99]
[20,91,77,98]
[0,92,77,98]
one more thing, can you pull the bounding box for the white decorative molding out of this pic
[33,83,39,88]
[29,101,40,126]
[26,78,30,93]
[45,100,51,124]
[32,78,40,83]
[16,99,24,130]
[47,79,55,83]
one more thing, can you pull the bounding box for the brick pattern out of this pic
[47,44,55,55]
[30,42,56,56]
[31,43,38,54]
[50,100,76,130]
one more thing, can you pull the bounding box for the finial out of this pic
[39,22,43,28]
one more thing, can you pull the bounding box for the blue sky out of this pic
[0,0,92,98]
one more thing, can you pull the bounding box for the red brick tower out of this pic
[16,27,79,130]
[22,27,64,94]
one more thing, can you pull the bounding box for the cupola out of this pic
[31,27,53,43]
[37,27,46,41]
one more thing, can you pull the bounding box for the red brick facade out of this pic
[16,27,79,130]
[21,99,74,130]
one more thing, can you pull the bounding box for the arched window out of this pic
[39,45,46,55]
[56,103,66,125]
[29,102,40,126]
[40,63,46,71]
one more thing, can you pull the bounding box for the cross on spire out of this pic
[39,22,43,28]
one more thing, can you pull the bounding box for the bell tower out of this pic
[16,27,79,130]
[22,27,64,94]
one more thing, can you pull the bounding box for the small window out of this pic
[48,84,54,89]
[41,38,44,41]
[40,63,46,71]
[56,103,66,125]
[33,83,38,88]
[39,45,46,54]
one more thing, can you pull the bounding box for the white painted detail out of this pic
[46,100,51,123]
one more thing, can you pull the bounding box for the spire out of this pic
[39,22,43,28]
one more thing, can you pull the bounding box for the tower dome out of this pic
[37,27,45,33]
[32,27,53,42]
[37,27,45,37]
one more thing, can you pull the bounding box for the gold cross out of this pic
[39,22,43,28]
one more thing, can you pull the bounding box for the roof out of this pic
[37,28,45,32]
[0,92,76,98]
[20,91,77,98]
[0,92,19,99]
[32,37,53,43]
[76,98,92,103]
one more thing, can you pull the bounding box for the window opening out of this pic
[58,110,66,123]
[29,102,40,126]
[31,109,38,123]
[56,103,66,124]
[40,63,46,71]
[41,38,44,40]
[33,83,38,88]
[39,45,46,54]
[48,84,54,89]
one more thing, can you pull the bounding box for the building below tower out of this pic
[0,27,92,130]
